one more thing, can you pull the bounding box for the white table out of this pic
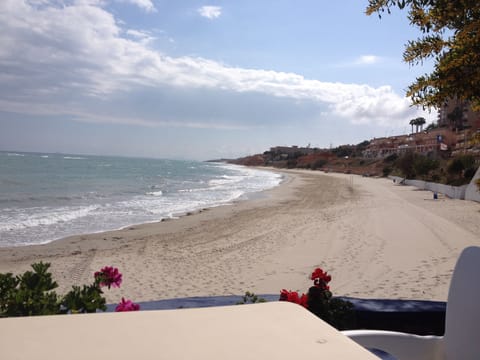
[0,302,379,359]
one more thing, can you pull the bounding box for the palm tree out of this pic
[416,117,426,132]
[409,118,417,134]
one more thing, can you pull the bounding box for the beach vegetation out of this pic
[425,122,439,131]
[60,284,107,314]
[311,159,328,170]
[236,291,267,304]
[0,263,139,317]
[413,155,440,178]
[395,151,417,178]
[384,153,398,163]
[382,166,393,177]
[446,154,477,185]
[286,159,298,168]
[447,106,468,131]
[391,151,477,184]
[279,267,354,330]
[394,151,440,180]
[366,0,480,110]
[0,262,59,316]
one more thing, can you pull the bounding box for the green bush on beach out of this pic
[0,262,138,317]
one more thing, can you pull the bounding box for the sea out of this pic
[0,151,282,247]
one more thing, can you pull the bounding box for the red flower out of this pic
[279,289,308,308]
[94,266,122,289]
[115,297,140,312]
[299,293,309,308]
[279,289,290,301]
[311,267,331,290]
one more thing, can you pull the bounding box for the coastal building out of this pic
[437,99,480,156]
[267,146,316,161]
[362,129,455,159]
[438,99,480,130]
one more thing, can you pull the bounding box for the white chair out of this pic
[343,246,480,360]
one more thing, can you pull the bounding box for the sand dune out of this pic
[1,169,479,303]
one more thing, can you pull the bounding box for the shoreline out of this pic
[0,170,479,303]
[0,156,282,248]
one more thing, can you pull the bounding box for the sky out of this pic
[0,0,438,161]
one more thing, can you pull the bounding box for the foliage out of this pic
[357,140,371,148]
[447,106,467,130]
[446,154,477,184]
[384,153,399,163]
[395,151,439,179]
[409,117,427,133]
[367,0,480,110]
[332,146,355,158]
[413,154,440,178]
[0,263,139,317]
[447,158,466,175]
[476,178,480,191]
[396,152,417,178]
[286,159,297,168]
[279,268,354,330]
[464,166,476,179]
[425,122,439,131]
[60,284,106,314]
[0,262,59,317]
[382,166,393,177]
[311,159,327,170]
[236,291,267,305]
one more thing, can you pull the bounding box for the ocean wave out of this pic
[0,205,98,232]
[208,175,244,186]
[0,159,282,247]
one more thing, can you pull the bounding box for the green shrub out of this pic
[0,263,135,317]
[382,166,392,177]
[384,153,398,163]
[447,158,465,176]
[0,262,59,317]
[311,159,327,170]
[464,167,476,181]
[236,292,267,304]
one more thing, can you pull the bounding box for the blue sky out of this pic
[0,0,436,160]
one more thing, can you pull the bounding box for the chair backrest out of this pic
[444,246,480,359]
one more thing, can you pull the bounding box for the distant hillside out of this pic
[228,140,479,186]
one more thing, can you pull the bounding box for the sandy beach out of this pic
[1,169,479,304]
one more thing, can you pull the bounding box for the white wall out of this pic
[389,174,479,202]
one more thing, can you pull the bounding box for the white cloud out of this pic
[198,5,222,19]
[356,55,380,65]
[0,1,426,130]
[119,0,156,13]
[335,55,383,68]
[125,29,156,45]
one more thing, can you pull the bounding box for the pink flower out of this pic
[115,297,140,312]
[94,266,122,289]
